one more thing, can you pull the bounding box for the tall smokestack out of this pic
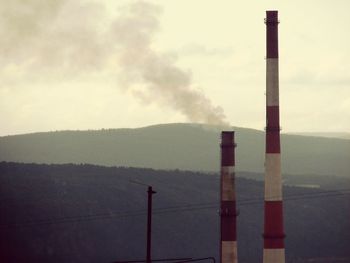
[263,11,285,263]
[220,131,238,263]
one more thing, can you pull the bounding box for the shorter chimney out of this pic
[220,131,238,263]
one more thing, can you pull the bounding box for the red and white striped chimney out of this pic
[220,131,238,263]
[263,10,285,263]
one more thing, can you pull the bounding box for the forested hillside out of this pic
[1,162,349,263]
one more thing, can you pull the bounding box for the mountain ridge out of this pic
[0,123,349,177]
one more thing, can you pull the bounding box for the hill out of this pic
[287,132,350,140]
[0,162,349,263]
[0,123,349,177]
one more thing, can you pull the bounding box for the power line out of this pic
[2,190,349,228]
[0,189,349,229]
[113,258,193,263]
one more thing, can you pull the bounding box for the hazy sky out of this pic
[1,0,349,136]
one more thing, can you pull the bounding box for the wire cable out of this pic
[0,189,349,229]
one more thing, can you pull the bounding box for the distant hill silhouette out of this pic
[0,162,349,263]
[0,123,349,177]
[287,132,350,140]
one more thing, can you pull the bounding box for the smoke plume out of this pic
[0,0,229,126]
[111,1,229,126]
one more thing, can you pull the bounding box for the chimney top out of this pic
[265,10,279,24]
[221,131,235,146]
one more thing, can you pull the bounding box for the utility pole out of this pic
[147,186,156,263]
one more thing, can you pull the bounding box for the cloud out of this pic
[178,43,234,57]
[0,0,109,73]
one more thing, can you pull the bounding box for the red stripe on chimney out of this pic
[263,201,285,248]
[266,106,280,153]
[221,201,237,241]
[266,11,279,59]
[221,132,235,166]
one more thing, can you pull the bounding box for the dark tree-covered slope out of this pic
[0,162,349,263]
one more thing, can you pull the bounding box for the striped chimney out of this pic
[263,10,286,263]
[220,131,238,263]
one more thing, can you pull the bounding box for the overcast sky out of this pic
[1,0,349,136]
